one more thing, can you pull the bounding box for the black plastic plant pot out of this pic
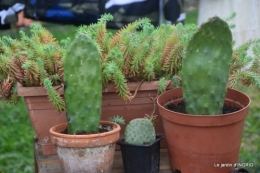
[117,135,163,173]
[231,168,250,173]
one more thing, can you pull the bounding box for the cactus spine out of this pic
[124,118,156,145]
[64,33,102,134]
[182,16,233,115]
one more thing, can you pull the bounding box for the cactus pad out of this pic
[64,33,102,134]
[182,16,233,115]
[124,118,156,145]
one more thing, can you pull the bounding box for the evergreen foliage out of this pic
[229,39,260,88]
[79,14,198,99]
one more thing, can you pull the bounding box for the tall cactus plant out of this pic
[63,33,102,134]
[182,16,233,115]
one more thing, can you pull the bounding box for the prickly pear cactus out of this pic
[182,16,233,115]
[64,33,102,134]
[124,118,156,145]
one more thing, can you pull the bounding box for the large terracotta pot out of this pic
[157,88,251,173]
[17,83,67,155]
[49,121,121,173]
[17,81,172,155]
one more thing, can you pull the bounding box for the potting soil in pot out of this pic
[165,102,240,114]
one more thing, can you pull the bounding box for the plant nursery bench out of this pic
[33,138,172,173]
[33,138,250,173]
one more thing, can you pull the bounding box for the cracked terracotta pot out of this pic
[157,87,251,173]
[49,121,121,173]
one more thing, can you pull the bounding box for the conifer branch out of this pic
[162,45,183,75]
[43,78,65,111]
[102,62,129,100]
[229,71,260,88]
[158,77,167,94]
[109,18,150,48]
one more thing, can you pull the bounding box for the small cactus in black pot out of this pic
[110,115,156,144]
[124,118,156,145]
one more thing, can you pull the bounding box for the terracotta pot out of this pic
[157,88,251,173]
[17,81,172,155]
[17,83,67,155]
[49,121,121,173]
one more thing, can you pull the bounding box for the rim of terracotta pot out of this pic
[157,87,251,127]
[50,121,121,148]
[17,80,173,96]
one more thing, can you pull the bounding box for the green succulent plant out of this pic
[78,14,198,101]
[181,16,260,115]
[109,115,126,125]
[78,13,260,105]
[0,23,70,109]
[182,16,233,115]
[124,118,156,145]
[110,114,157,145]
[63,32,102,134]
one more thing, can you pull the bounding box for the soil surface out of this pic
[165,101,240,114]
[62,124,115,135]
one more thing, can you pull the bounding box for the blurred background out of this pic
[0,0,259,172]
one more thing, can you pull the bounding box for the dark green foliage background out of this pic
[0,100,35,173]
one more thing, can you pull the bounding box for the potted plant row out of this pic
[0,14,196,155]
[157,16,259,173]
[49,14,258,172]
[1,13,260,157]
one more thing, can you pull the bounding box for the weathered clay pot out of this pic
[49,121,121,173]
[157,88,251,173]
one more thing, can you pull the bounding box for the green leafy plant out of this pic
[0,23,70,110]
[109,115,126,125]
[78,14,198,101]
[229,39,260,88]
[77,13,260,105]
